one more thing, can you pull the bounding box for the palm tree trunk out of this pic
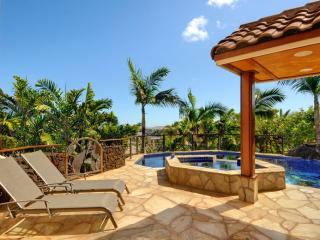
[141,105,146,153]
[314,95,320,153]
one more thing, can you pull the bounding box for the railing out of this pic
[100,133,285,158]
[0,144,63,155]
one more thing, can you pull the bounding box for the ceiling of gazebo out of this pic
[211,1,320,82]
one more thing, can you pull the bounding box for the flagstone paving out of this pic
[0,155,319,239]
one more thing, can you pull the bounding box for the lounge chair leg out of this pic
[6,205,15,218]
[108,213,118,229]
[125,185,130,194]
[118,193,125,205]
[118,200,123,211]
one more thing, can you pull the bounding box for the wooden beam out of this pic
[240,72,256,177]
[255,71,320,83]
[249,58,279,80]
[214,29,320,65]
[220,64,242,76]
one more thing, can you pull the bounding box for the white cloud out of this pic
[216,20,227,29]
[207,0,237,7]
[182,16,209,42]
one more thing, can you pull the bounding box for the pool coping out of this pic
[166,155,285,176]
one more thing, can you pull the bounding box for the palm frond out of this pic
[278,76,320,95]
[147,67,170,92]
[85,83,95,104]
[187,89,196,109]
[66,89,85,106]
[128,59,148,105]
[90,99,112,112]
[255,88,285,118]
[255,88,285,108]
[154,89,181,107]
[198,102,227,121]
[36,79,62,100]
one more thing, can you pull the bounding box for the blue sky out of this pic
[0,0,313,127]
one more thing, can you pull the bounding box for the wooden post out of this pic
[191,134,194,150]
[129,137,132,159]
[100,144,104,173]
[136,136,139,154]
[65,153,68,177]
[162,135,166,152]
[218,134,221,150]
[240,72,256,178]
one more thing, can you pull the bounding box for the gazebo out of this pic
[211,1,320,203]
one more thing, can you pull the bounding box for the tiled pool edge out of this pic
[165,156,286,196]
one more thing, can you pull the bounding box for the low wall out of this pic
[103,145,126,170]
[166,156,285,195]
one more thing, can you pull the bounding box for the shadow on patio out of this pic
[0,194,312,239]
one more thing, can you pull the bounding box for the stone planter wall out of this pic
[103,145,126,170]
[166,156,286,196]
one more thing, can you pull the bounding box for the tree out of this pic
[256,108,314,152]
[0,76,40,145]
[36,79,114,144]
[128,58,181,152]
[255,88,285,118]
[216,109,240,136]
[279,76,320,150]
[179,89,227,134]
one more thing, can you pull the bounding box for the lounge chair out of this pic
[0,157,120,228]
[22,150,129,205]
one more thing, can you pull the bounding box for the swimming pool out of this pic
[136,151,320,188]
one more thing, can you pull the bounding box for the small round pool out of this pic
[136,151,320,188]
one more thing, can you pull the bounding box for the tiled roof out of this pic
[212,1,320,57]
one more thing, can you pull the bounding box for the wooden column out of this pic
[240,71,256,177]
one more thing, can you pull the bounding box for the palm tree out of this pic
[36,79,113,144]
[279,76,320,149]
[128,58,181,153]
[0,76,39,145]
[255,88,285,118]
[179,89,227,134]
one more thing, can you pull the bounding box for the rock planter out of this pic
[103,145,126,170]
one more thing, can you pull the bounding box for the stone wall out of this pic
[257,171,286,191]
[47,153,68,174]
[166,156,286,195]
[103,145,126,170]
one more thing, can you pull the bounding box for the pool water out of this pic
[136,154,169,168]
[261,157,320,188]
[136,151,320,188]
[186,160,240,170]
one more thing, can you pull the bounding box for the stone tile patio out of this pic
[0,155,319,239]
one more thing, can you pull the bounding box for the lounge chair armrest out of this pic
[0,199,50,206]
[38,182,74,193]
[0,199,51,218]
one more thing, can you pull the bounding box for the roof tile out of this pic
[212,1,320,57]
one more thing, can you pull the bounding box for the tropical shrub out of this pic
[0,76,138,148]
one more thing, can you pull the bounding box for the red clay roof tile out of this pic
[212,1,320,57]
